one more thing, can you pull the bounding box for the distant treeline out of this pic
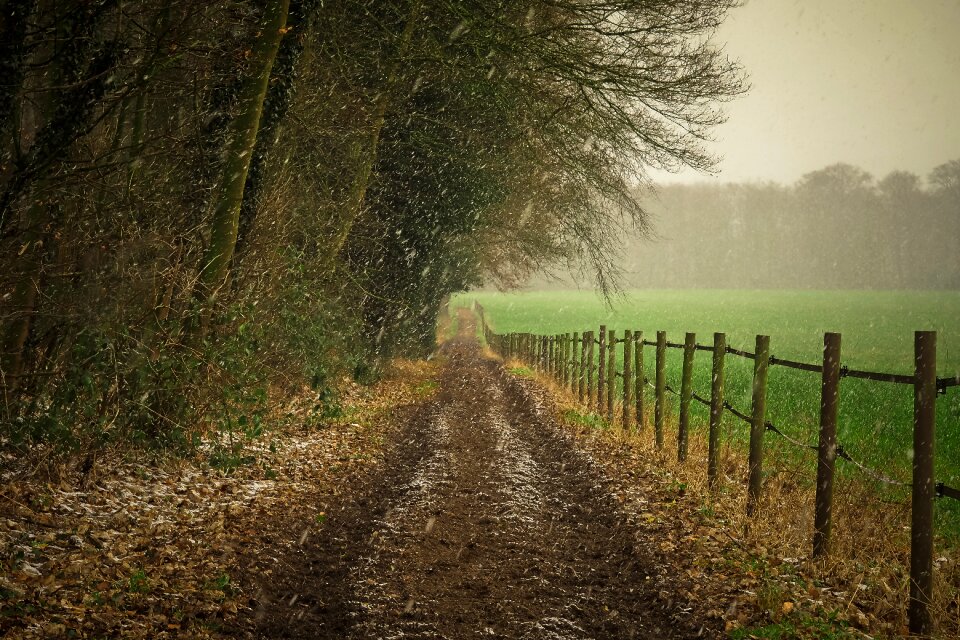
[626,162,960,289]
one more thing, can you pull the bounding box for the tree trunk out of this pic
[326,0,422,264]
[235,0,321,256]
[0,258,38,386]
[194,0,290,331]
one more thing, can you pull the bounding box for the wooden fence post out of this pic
[550,335,560,380]
[555,334,561,380]
[557,334,563,381]
[549,335,554,375]
[635,331,644,430]
[678,332,695,462]
[554,334,560,377]
[549,335,556,375]
[571,332,579,394]
[909,330,937,636]
[579,332,587,402]
[557,333,570,389]
[553,334,559,378]
[556,334,562,382]
[708,332,726,488]
[813,332,841,557]
[587,331,596,407]
[623,330,633,429]
[598,326,607,414]
[747,334,770,517]
[607,329,616,422]
[655,331,666,450]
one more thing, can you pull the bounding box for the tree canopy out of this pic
[0,0,744,449]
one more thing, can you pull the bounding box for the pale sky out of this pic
[652,0,960,185]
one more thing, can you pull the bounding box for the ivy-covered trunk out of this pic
[195,0,290,332]
[325,0,422,264]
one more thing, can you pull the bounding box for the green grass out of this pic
[563,408,609,430]
[445,313,459,340]
[730,611,860,640]
[453,289,960,531]
[414,380,439,396]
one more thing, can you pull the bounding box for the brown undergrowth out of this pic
[0,358,441,639]
[505,357,958,639]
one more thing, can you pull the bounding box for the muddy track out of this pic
[253,320,708,639]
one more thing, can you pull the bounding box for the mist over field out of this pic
[522,161,960,292]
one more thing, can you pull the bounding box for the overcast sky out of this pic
[652,0,960,185]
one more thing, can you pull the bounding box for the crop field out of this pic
[453,289,960,527]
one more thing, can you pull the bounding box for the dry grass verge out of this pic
[507,358,958,639]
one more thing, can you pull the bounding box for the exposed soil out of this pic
[250,314,716,639]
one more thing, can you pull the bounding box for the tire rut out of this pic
[254,335,699,639]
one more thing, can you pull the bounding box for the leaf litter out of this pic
[0,359,440,639]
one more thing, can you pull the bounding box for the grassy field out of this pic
[453,289,960,527]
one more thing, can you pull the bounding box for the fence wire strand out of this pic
[936,482,960,501]
[726,345,756,359]
[938,375,960,394]
[764,422,818,452]
[722,400,751,424]
[769,355,824,374]
[691,391,711,408]
[839,366,913,385]
[496,326,957,500]
[835,445,911,487]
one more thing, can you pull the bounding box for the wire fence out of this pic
[473,303,957,636]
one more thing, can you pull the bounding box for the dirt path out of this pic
[253,314,709,639]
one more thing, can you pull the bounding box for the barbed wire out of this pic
[834,445,911,487]
[493,325,958,500]
[764,422,818,452]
